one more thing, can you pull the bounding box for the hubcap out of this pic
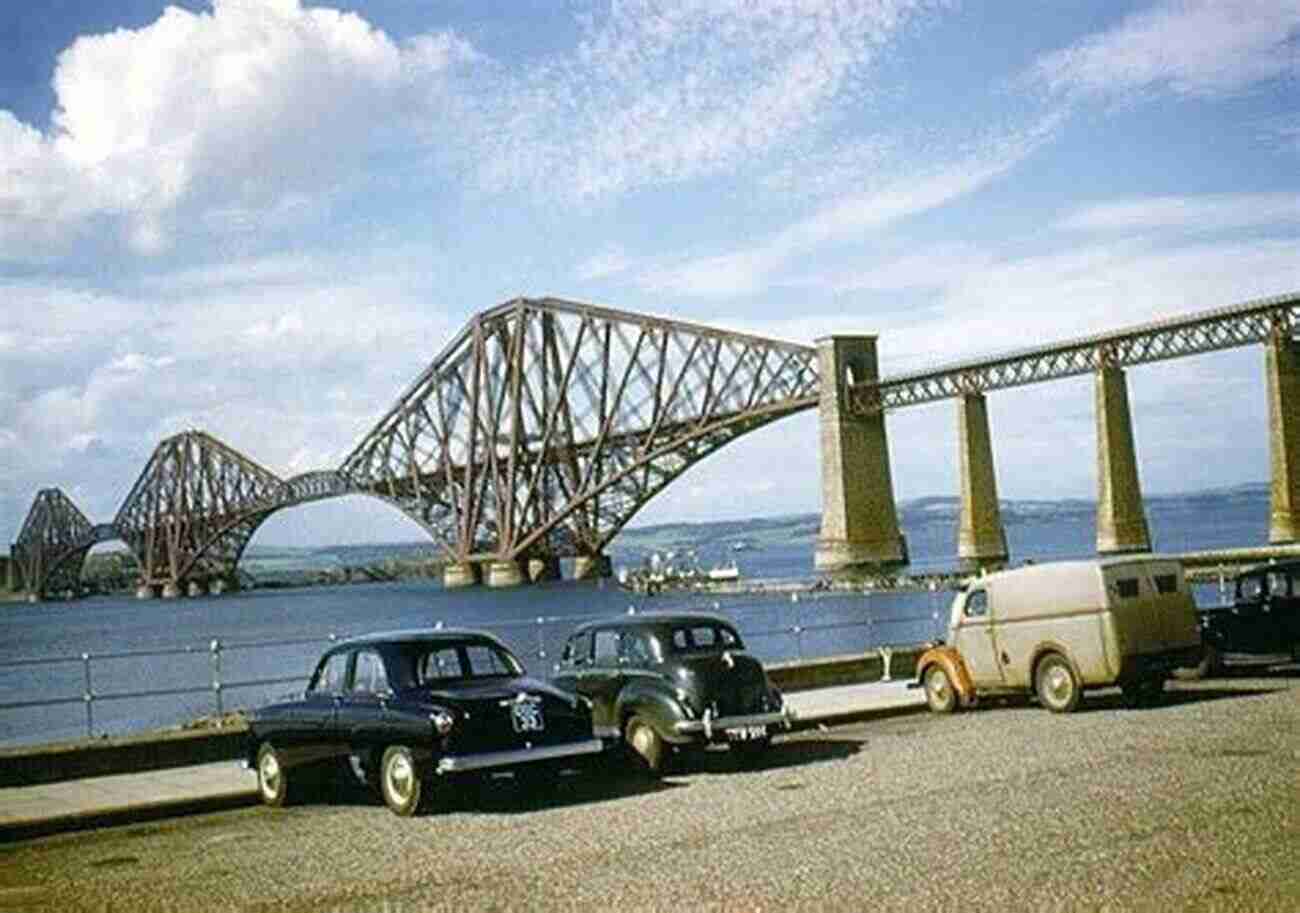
[1043,666,1071,705]
[630,723,654,760]
[259,752,281,799]
[927,670,950,705]
[387,753,414,802]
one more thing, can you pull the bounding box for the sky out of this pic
[1,0,1298,549]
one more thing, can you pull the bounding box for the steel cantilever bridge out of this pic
[11,290,1300,597]
[13,297,820,596]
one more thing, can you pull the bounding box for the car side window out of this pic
[964,590,989,618]
[351,650,390,695]
[1239,576,1264,601]
[593,630,619,664]
[620,631,655,665]
[422,647,464,680]
[563,633,592,667]
[311,652,348,694]
[464,645,515,677]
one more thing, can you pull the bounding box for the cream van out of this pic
[917,557,1201,713]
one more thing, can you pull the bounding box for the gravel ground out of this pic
[2,673,1298,913]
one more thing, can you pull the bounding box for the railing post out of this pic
[210,639,224,717]
[82,652,94,738]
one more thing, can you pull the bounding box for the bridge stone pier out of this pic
[815,335,908,573]
[443,561,479,589]
[1267,332,1300,543]
[1095,363,1151,554]
[572,554,613,581]
[956,393,1008,569]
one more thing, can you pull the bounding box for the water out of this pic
[0,486,1271,747]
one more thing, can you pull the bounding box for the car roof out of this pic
[567,611,738,636]
[327,628,506,653]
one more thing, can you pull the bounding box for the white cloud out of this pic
[574,248,636,282]
[1058,193,1300,233]
[1032,0,1300,100]
[465,0,951,200]
[0,0,475,261]
[635,112,1063,298]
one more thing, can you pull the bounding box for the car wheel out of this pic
[256,743,296,807]
[1195,645,1221,680]
[380,745,425,817]
[923,665,958,713]
[624,714,665,777]
[1035,653,1081,713]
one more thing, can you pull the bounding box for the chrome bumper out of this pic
[435,738,604,775]
[674,707,793,740]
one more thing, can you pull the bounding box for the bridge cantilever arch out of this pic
[9,290,1300,598]
[341,297,820,587]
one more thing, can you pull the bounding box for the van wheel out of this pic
[1035,654,1081,713]
[923,665,958,713]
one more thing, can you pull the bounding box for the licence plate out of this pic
[725,724,767,742]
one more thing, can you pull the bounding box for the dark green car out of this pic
[551,612,792,774]
[1197,560,1300,675]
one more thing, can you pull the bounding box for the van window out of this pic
[964,590,988,618]
[1116,578,1140,599]
[1152,574,1178,595]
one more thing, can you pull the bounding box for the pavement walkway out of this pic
[0,679,925,842]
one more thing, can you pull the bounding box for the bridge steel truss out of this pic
[112,432,362,594]
[11,489,112,597]
[14,290,1300,596]
[341,297,820,566]
[848,291,1300,414]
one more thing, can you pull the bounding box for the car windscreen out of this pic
[668,623,743,653]
[402,641,523,685]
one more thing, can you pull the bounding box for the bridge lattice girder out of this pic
[11,488,103,595]
[113,431,292,587]
[341,297,819,562]
[850,291,1300,413]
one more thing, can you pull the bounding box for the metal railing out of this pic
[0,594,944,742]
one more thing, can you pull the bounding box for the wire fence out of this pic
[0,594,945,743]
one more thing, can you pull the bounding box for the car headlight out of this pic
[430,709,455,736]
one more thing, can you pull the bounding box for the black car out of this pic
[551,612,792,775]
[1197,560,1300,675]
[246,629,603,816]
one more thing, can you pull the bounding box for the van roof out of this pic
[974,555,1181,585]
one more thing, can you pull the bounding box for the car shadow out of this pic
[312,760,685,815]
[663,733,865,777]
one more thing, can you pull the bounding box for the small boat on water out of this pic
[706,560,740,582]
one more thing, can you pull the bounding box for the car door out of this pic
[582,628,627,735]
[1234,572,1273,653]
[278,650,347,765]
[952,589,1004,687]
[554,630,618,737]
[336,648,391,762]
